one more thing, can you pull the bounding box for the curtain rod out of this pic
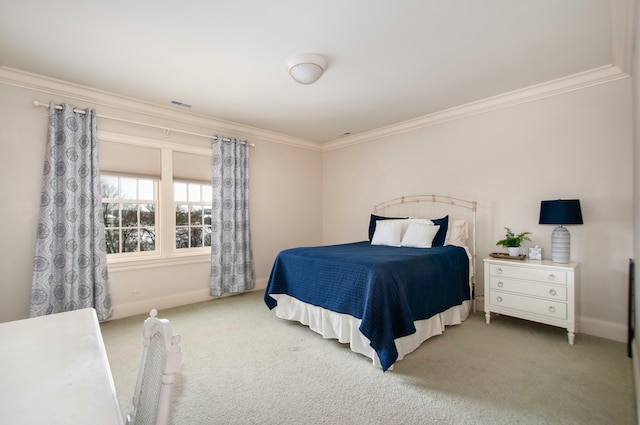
[32,100,255,147]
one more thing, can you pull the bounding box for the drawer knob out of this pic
[549,289,557,296]
[548,306,556,313]
[548,274,556,281]
[497,267,503,274]
[496,296,503,303]
[497,281,504,288]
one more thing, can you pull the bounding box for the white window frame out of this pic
[174,180,213,253]
[99,131,213,271]
[101,174,160,260]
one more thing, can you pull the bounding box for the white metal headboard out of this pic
[373,194,478,310]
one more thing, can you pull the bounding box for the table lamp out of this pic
[538,199,583,263]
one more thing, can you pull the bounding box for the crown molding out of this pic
[1,1,633,156]
[322,65,629,152]
[0,66,322,152]
[323,0,635,152]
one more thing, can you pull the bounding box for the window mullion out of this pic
[160,147,175,256]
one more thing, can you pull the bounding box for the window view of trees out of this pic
[100,176,211,255]
[175,182,212,249]
[101,176,157,254]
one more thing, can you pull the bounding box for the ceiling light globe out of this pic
[286,54,327,85]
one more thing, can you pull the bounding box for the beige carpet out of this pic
[101,290,635,424]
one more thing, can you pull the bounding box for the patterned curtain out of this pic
[30,102,112,320]
[210,136,255,296]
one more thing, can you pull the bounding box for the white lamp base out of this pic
[551,226,570,263]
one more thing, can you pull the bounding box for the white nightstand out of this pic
[484,257,579,344]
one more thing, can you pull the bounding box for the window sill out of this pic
[107,252,210,272]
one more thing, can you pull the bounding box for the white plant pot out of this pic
[508,247,520,257]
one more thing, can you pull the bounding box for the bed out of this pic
[264,195,477,371]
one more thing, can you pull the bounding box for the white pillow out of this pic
[371,220,405,247]
[407,218,434,226]
[401,223,440,248]
[445,219,469,246]
[380,218,431,236]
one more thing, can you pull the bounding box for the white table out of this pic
[0,308,124,424]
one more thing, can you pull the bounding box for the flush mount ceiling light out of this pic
[286,53,327,85]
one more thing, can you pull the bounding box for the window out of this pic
[101,175,158,255]
[174,181,212,249]
[98,134,214,266]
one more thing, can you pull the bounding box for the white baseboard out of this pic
[108,283,628,345]
[476,302,627,343]
[108,277,268,320]
[578,316,627,343]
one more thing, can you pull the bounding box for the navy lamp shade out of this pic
[539,199,583,263]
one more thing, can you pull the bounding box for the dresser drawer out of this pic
[489,263,567,285]
[489,277,567,301]
[488,291,567,320]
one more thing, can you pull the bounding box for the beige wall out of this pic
[0,72,323,322]
[323,78,633,341]
[0,67,634,343]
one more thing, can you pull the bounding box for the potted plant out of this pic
[496,227,532,257]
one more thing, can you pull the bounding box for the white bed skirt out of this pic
[269,294,471,370]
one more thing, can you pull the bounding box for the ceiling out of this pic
[0,1,624,144]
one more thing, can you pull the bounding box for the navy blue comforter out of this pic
[264,241,470,371]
